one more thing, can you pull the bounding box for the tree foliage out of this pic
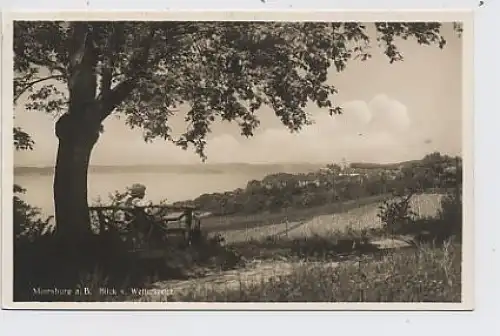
[14,21,452,159]
[13,184,54,241]
[13,126,35,150]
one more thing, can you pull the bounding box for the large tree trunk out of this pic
[53,112,100,244]
[52,22,101,248]
[51,22,142,250]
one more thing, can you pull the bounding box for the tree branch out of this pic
[23,55,67,76]
[98,28,157,121]
[14,74,65,104]
[100,23,122,102]
[100,68,113,101]
[99,79,135,120]
[67,22,99,115]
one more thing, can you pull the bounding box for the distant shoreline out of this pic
[13,159,429,176]
[14,163,328,176]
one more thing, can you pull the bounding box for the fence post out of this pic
[180,209,191,244]
[95,209,106,234]
[285,217,289,238]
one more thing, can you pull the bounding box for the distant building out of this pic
[444,166,458,174]
[338,173,361,177]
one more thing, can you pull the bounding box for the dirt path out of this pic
[131,259,340,301]
[129,238,412,302]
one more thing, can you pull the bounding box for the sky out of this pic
[14,22,462,167]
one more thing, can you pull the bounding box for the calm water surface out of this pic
[14,171,264,216]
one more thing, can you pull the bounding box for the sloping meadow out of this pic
[219,193,443,244]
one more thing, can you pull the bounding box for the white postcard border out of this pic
[1,9,475,310]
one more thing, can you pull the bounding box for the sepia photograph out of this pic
[2,11,473,309]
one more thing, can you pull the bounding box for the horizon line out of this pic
[13,156,458,169]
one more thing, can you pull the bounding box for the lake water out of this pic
[14,171,267,216]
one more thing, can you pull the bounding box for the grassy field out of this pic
[135,240,461,302]
[217,193,443,244]
[201,194,393,232]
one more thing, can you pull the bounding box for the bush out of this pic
[13,184,54,241]
[376,187,462,245]
[436,187,462,240]
[377,192,417,236]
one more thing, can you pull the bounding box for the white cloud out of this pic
[368,94,411,132]
[202,94,416,164]
[336,100,373,128]
[14,93,451,166]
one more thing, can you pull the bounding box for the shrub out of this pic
[375,186,462,245]
[436,187,462,241]
[377,192,417,235]
[13,184,54,241]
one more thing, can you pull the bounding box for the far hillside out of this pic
[349,160,421,170]
[174,152,462,218]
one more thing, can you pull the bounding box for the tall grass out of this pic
[165,241,461,302]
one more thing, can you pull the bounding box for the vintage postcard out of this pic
[2,10,474,310]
